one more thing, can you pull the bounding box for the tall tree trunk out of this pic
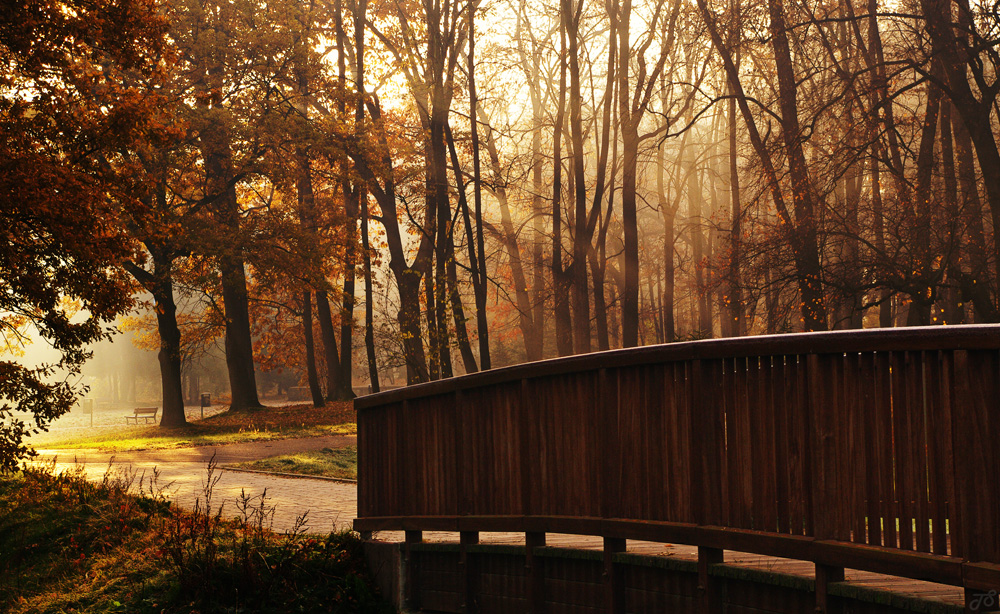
[939,98,964,324]
[567,0,590,353]
[467,0,490,370]
[552,7,573,356]
[921,0,1000,320]
[201,119,261,410]
[145,249,186,427]
[316,292,341,398]
[447,244,479,374]
[952,104,998,321]
[907,79,942,326]
[353,0,378,391]
[302,291,325,407]
[766,0,827,331]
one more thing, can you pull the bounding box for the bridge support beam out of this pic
[526,532,546,614]
[460,531,479,614]
[604,537,626,614]
[404,530,422,610]
[815,563,844,614]
[698,546,723,614]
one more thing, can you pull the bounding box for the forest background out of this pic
[3,0,999,466]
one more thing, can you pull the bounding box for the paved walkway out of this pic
[38,436,359,534]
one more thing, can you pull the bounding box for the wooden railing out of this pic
[355,326,1000,608]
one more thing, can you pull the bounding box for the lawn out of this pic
[33,403,357,453]
[229,446,358,480]
[0,463,390,613]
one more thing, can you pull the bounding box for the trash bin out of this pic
[200,393,210,419]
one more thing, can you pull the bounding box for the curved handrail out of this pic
[356,324,1000,409]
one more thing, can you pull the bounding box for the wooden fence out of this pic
[355,326,1000,611]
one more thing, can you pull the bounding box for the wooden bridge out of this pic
[354,326,1000,613]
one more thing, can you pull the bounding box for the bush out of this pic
[0,459,391,614]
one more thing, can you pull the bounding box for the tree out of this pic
[0,0,169,469]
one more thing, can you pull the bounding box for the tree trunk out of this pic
[302,291,325,407]
[552,8,573,356]
[467,0,490,370]
[316,291,342,399]
[149,250,186,428]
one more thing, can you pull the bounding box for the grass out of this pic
[34,403,357,453]
[229,447,358,480]
[0,461,391,614]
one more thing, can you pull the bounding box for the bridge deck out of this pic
[371,531,965,607]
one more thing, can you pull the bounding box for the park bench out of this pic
[125,407,159,424]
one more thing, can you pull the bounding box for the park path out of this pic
[37,436,359,535]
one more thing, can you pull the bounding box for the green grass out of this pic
[0,462,390,613]
[229,447,358,480]
[35,403,357,453]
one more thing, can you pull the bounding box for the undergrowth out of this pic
[0,459,391,613]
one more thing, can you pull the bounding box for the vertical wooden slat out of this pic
[787,357,807,535]
[760,355,778,533]
[926,350,952,556]
[939,352,959,557]
[601,368,621,520]
[831,354,850,542]
[724,357,739,527]
[808,353,842,540]
[773,356,791,534]
[747,356,764,531]
[796,356,815,536]
[860,353,883,547]
[891,351,914,550]
[647,364,668,522]
[910,352,932,553]
[735,356,753,530]
[844,352,867,544]
[876,352,897,549]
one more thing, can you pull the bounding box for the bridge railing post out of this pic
[403,530,422,610]
[525,532,546,614]
[603,537,625,614]
[697,546,723,614]
[460,531,479,614]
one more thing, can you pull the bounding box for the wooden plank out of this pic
[844,352,867,545]
[859,353,882,548]
[910,352,932,553]
[735,356,753,530]
[830,354,850,543]
[773,357,791,535]
[747,356,764,532]
[892,351,915,551]
[925,352,949,556]
[876,352,897,550]
[787,357,808,536]
[936,352,958,557]
[759,356,778,533]
[808,354,836,540]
